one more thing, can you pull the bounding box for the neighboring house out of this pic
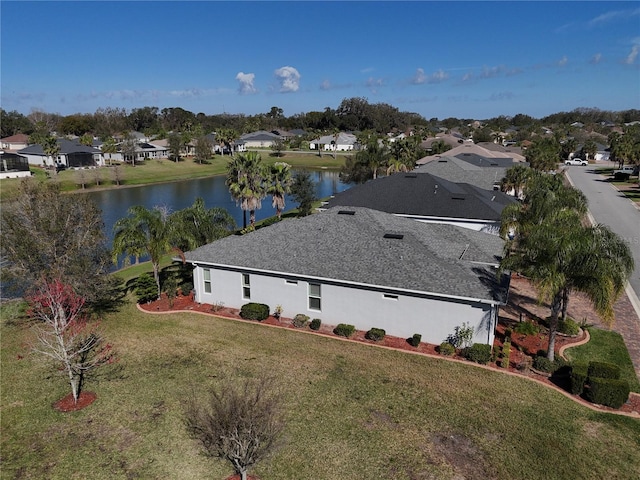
[417,143,526,165]
[184,207,509,346]
[138,142,169,160]
[0,151,31,179]
[18,138,103,168]
[310,132,357,151]
[1,133,30,151]
[323,172,515,234]
[415,158,506,191]
[239,130,283,148]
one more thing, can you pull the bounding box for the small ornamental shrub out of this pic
[504,328,513,339]
[463,344,492,364]
[333,323,355,338]
[163,276,178,308]
[309,318,321,331]
[446,322,475,348]
[585,377,630,409]
[292,314,310,328]
[239,303,270,321]
[365,328,386,342]
[501,340,511,368]
[180,281,194,295]
[438,342,455,356]
[558,317,580,336]
[532,355,567,374]
[514,321,539,336]
[588,361,621,380]
[408,333,422,347]
[135,273,158,304]
[569,364,588,395]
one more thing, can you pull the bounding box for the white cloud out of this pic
[625,45,639,65]
[366,77,384,93]
[320,79,331,90]
[557,56,568,67]
[411,68,449,85]
[235,72,257,94]
[274,66,300,92]
[588,8,640,27]
[589,53,602,65]
[411,68,427,84]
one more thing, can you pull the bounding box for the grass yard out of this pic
[0,151,346,203]
[2,299,640,480]
[563,327,640,392]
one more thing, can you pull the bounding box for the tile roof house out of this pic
[239,130,283,148]
[310,132,357,151]
[324,172,515,234]
[18,138,103,168]
[1,133,30,151]
[184,207,509,346]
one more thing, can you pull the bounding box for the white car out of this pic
[564,159,588,166]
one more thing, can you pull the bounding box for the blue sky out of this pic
[1,1,639,120]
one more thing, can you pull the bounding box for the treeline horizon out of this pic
[2,98,639,141]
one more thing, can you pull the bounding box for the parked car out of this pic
[613,165,639,180]
[564,158,588,166]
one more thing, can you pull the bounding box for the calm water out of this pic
[85,169,349,248]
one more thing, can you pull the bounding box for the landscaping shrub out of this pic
[333,323,355,338]
[569,364,588,395]
[588,361,621,380]
[239,303,270,321]
[463,344,492,364]
[408,333,422,347]
[501,340,511,368]
[180,281,194,295]
[438,342,455,356]
[558,317,580,336]
[532,355,567,374]
[135,273,157,304]
[504,327,512,339]
[163,276,178,308]
[365,328,386,342]
[514,321,539,336]
[585,377,630,409]
[292,314,310,328]
[446,322,474,348]
[309,318,321,331]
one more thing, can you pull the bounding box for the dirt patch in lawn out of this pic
[53,391,97,412]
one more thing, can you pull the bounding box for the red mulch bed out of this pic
[53,391,97,412]
[140,293,640,417]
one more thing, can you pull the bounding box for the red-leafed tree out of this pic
[28,278,115,405]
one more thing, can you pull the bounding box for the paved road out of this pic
[563,164,640,303]
[564,164,640,378]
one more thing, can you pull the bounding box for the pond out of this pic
[85,169,350,250]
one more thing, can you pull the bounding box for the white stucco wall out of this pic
[192,266,497,346]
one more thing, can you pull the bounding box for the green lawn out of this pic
[0,150,346,203]
[2,300,639,480]
[563,327,640,391]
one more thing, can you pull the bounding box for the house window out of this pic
[203,268,211,294]
[242,274,251,299]
[308,283,321,311]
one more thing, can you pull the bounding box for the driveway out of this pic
[563,163,640,377]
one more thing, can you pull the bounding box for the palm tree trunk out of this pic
[561,287,569,321]
[546,293,562,361]
[250,210,256,227]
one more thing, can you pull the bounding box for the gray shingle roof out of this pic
[18,138,101,155]
[414,157,507,190]
[324,172,514,221]
[185,207,508,304]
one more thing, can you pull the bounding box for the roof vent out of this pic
[404,174,417,178]
[383,233,404,240]
[451,196,466,200]
[338,210,355,215]
[437,159,448,163]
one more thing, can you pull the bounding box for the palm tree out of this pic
[169,198,235,251]
[499,164,532,200]
[216,128,237,156]
[112,205,175,299]
[225,151,267,229]
[499,174,632,361]
[43,135,60,169]
[101,136,117,166]
[266,162,292,219]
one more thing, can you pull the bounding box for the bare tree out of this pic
[185,377,286,480]
[28,278,115,404]
[112,164,123,186]
[93,167,102,186]
[75,168,88,189]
